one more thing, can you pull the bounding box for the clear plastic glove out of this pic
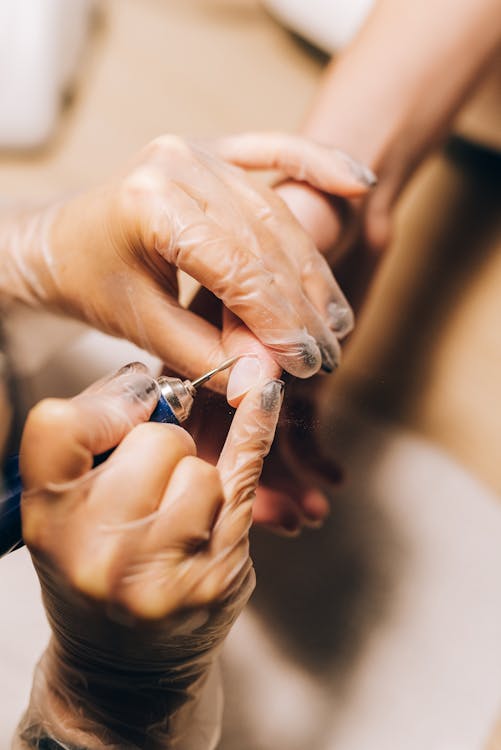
[181,288,340,536]
[15,363,283,749]
[0,133,373,389]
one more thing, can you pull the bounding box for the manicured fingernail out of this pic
[302,490,331,526]
[113,363,159,404]
[327,302,355,338]
[227,356,262,403]
[318,343,339,374]
[115,361,148,376]
[301,338,321,371]
[261,379,285,412]
[337,150,377,188]
[273,516,301,536]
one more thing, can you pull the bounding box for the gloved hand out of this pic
[16,363,283,749]
[181,288,340,535]
[0,133,373,390]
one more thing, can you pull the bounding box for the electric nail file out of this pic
[0,357,239,559]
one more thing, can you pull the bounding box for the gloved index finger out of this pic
[20,363,160,489]
[217,380,284,510]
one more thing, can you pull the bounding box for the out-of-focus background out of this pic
[0,1,500,748]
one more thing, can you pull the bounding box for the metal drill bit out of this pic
[190,355,241,389]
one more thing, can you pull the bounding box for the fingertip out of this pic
[272,335,322,379]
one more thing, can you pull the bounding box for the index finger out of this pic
[215,380,284,549]
[209,132,376,196]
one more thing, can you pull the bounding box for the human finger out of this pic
[20,363,159,489]
[209,132,376,195]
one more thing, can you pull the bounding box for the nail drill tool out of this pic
[0,357,239,558]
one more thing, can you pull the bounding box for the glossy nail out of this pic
[327,302,355,339]
[227,355,263,403]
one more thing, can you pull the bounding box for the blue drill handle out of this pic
[0,394,178,559]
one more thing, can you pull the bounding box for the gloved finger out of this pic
[109,277,234,393]
[222,309,281,406]
[214,379,283,551]
[251,184,355,338]
[208,132,376,196]
[206,155,354,342]
[149,456,223,552]
[146,183,323,378]
[87,423,196,524]
[20,363,159,490]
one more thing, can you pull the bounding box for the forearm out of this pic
[305,0,501,188]
[278,0,501,252]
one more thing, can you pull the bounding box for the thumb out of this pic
[209,132,376,196]
[20,363,159,489]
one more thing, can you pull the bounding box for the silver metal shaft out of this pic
[190,355,241,389]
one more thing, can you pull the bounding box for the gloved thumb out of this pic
[20,363,159,489]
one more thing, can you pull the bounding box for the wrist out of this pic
[20,637,215,749]
[0,206,57,309]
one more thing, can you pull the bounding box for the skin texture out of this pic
[17,366,283,748]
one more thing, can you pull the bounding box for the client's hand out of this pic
[0,133,374,389]
[16,363,283,749]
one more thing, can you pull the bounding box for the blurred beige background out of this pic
[1,1,500,747]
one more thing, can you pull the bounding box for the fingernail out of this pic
[303,516,325,529]
[261,379,285,412]
[318,343,339,374]
[337,150,377,188]
[302,490,332,525]
[113,364,159,404]
[327,302,355,338]
[227,356,263,403]
[301,338,321,372]
[115,361,149,377]
[267,516,301,537]
[127,374,160,404]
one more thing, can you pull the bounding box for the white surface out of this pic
[262,0,374,53]
[0,0,94,148]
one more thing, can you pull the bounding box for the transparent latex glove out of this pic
[16,364,283,749]
[175,289,340,536]
[0,133,374,389]
[274,180,388,312]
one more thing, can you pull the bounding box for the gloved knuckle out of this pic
[25,398,76,436]
[185,457,222,492]
[70,550,115,601]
